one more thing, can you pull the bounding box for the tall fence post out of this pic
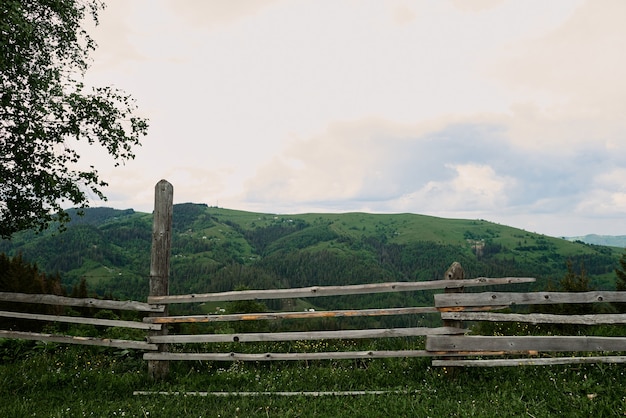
[442,261,465,375]
[443,261,465,329]
[148,180,173,380]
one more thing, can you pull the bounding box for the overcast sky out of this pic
[81,0,626,238]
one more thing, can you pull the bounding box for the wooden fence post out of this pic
[148,180,173,380]
[442,262,464,375]
[443,261,465,329]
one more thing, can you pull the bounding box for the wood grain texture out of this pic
[435,291,626,308]
[149,326,466,344]
[0,292,162,312]
[144,350,433,361]
[426,335,626,352]
[0,330,157,350]
[148,277,536,304]
[0,310,161,330]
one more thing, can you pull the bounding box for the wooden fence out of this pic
[0,291,161,351]
[429,290,626,367]
[141,275,533,365]
[1,179,625,379]
[0,274,535,370]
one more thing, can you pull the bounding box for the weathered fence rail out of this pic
[0,309,161,330]
[435,291,626,309]
[0,292,161,350]
[0,330,157,351]
[429,290,626,367]
[0,291,162,312]
[145,306,439,324]
[142,274,533,366]
[441,311,626,325]
[147,277,534,305]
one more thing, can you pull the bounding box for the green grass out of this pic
[2,341,626,417]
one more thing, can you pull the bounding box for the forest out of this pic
[0,204,623,314]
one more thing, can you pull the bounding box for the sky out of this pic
[80,0,626,238]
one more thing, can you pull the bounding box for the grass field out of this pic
[2,340,625,417]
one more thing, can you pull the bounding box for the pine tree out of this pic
[614,251,626,313]
[560,259,591,293]
[616,251,626,291]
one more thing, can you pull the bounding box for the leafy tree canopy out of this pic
[0,0,148,239]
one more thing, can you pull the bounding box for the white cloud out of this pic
[574,168,626,217]
[493,0,626,150]
[449,0,505,13]
[576,190,626,218]
[593,168,626,193]
[241,117,513,210]
[74,0,626,237]
[389,163,515,214]
[165,0,282,29]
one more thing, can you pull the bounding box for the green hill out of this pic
[565,234,626,247]
[0,204,622,306]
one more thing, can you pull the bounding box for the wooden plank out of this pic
[148,277,536,304]
[441,311,626,325]
[0,310,161,330]
[149,326,466,344]
[144,350,433,361]
[435,291,626,309]
[0,292,163,312]
[134,390,415,396]
[433,356,626,367]
[443,262,465,330]
[148,179,174,380]
[146,306,439,324]
[427,350,532,357]
[426,335,626,352]
[0,330,158,350]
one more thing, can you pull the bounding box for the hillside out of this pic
[565,234,626,248]
[0,205,621,307]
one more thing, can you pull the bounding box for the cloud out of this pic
[449,0,505,13]
[86,0,147,69]
[241,117,511,209]
[97,165,228,212]
[493,0,626,148]
[575,168,626,217]
[81,0,626,236]
[164,0,282,29]
[239,113,626,234]
[391,3,417,26]
[497,0,626,97]
[394,162,515,213]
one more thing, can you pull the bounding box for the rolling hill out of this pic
[0,204,621,308]
[565,234,626,248]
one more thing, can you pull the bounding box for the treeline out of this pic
[0,253,65,330]
[0,253,143,332]
[1,206,623,308]
[0,253,63,298]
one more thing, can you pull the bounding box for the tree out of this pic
[559,259,591,293]
[613,250,626,313]
[616,250,626,292]
[0,252,64,330]
[0,0,148,239]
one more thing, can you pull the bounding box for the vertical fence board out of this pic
[148,180,173,380]
[443,262,465,328]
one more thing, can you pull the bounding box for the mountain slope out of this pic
[565,234,626,248]
[0,205,621,305]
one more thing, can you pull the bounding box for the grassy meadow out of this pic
[2,339,625,417]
